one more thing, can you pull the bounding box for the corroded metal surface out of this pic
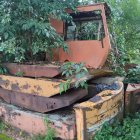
[0,88,87,113]
[0,101,76,140]
[0,75,64,97]
[88,69,113,78]
[125,84,140,114]
[55,3,111,68]
[0,74,92,98]
[3,63,61,78]
[74,82,124,140]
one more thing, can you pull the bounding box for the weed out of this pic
[0,120,13,140]
[0,120,7,132]
[94,112,140,140]
[15,71,24,77]
[0,134,13,140]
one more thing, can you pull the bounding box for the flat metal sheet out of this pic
[0,88,88,113]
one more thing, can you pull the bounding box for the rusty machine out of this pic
[0,3,124,140]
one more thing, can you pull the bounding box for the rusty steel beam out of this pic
[3,63,61,78]
[0,88,88,113]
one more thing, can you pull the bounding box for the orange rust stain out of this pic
[50,18,64,35]
[74,82,124,139]
[74,109,87,140]
[0,75,64,97]
[59,37,110,68]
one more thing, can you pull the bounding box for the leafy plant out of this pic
[0,134,13,140]
[15,71,24,77]
[125,66,140,84]
[94,112,140,140]
[59,62,88,93]
[0,0,79,63]
[0,65,8,74]
[0,120,6,131]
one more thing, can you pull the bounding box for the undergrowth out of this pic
[0,120,13,140]
[94,113,140,140]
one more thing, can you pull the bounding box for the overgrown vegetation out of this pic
[0,0,79,63]
[94,113,140,140]
[0,120,13,140]
[60,62,88,93]
[125,66,140,84]
[106,0,140,75]
[0,64,8,74]
[81,0,140,79]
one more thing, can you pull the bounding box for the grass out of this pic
[0,134,13,140]
[94,112,140,140]
[0,120,13,140]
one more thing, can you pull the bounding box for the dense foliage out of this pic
[0,0,78,63]
[60,62,88,93]
[94,113,140,140]
[125,66,140,84]
[105,0,140,71]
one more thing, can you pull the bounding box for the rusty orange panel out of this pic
[74,82,124,140]
[58,3,111,68]
[59,27,110,69]
[125,84,140,114]
[50,18,64,35]
[0,101,76,140]
[3,63,61,78]
[0,75,64,97]
[67,3,110,16]
[59,38,110,68]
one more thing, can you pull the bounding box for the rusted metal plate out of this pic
[88,69,113,78]
[0,101,76,140]
[0,74,92,98]
[125,84,140,114]
[3,63,61,78]
[74,82,124,140]
[50,18,64,35]
[0,88,87,113]
[57,4,111,69]
[0,75,64,97]
[59,38,111,68]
